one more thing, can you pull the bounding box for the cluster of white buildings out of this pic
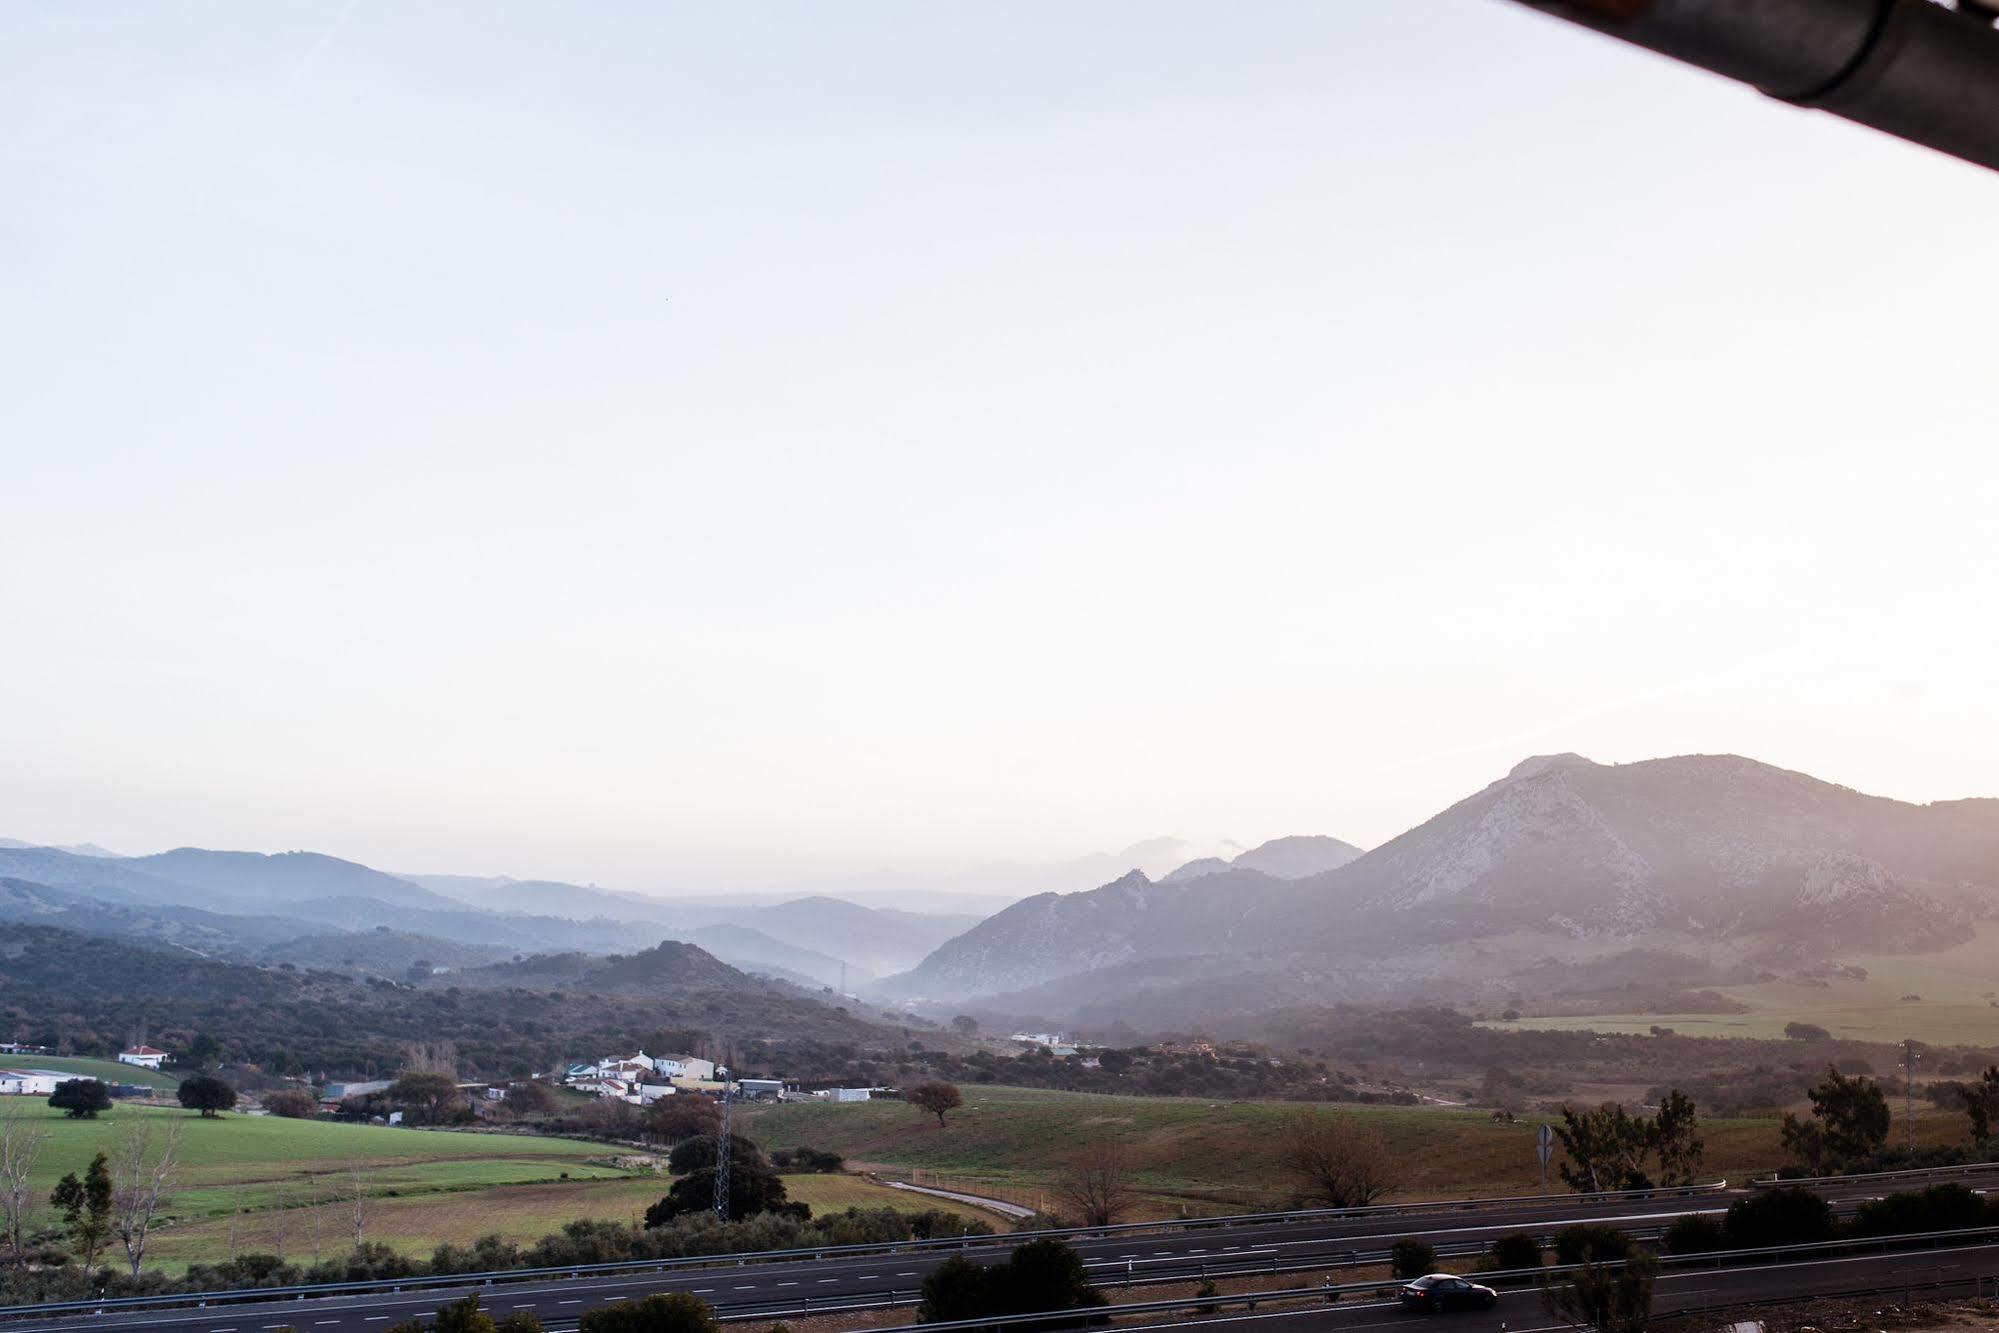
[0,1069,63,1096]
[563,1050,720,1105]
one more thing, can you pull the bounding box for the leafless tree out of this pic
[0,1103,48,1269]
[303,1171,323,1263]
[267,1178,293,1261]
[1056,1142,1135,1227]
[110,1116,181,1276]
[1281,1108,1395,1208]
[227,1186,245,1257]
[348,1160,369,1247]
[402,1041,460,1077]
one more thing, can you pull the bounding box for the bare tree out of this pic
[0,1103,48,1269]
[402,1042,460,1077]
[1280,1108,1395,1208]
[110,1117,181,1276]
[228,1186,244,1258]
[303,1171,323,1263]
[347,1160,369,1247]
[267,1179,293,1260]
[1056,1142,1135,1227]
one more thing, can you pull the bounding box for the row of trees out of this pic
[0,1111,181,1278]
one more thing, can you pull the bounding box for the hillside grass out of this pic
[739,1085,1790,1215]
[1487,924,1999,1045]
[5,1055,180,1090]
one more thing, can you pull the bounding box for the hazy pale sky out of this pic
[5,2,1996,892]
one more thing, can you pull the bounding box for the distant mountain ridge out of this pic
[887,753,1999,1014]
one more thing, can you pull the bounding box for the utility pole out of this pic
[713,1052,733,1221]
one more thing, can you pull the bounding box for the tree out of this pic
[348,1160,371,1247]
[178,1074,239,1117]
[643,1162,797,1225]
[265,1089,319,1119]
[1780,1112,1826,1174]
[918,1255,994,1323]
[1722,1186,1836,1249]
[1803,1065,1891,1163]
[1661,1213,1728,1254]
[645,1096,721,1146]
[1057,1143,1134,1227]
[406,960,435,985]
[1389,1238,1436,1277]
[1959,1065,1999,1141]
[502,1081,557,1119]
[0,1103,47,1269]
[995,1237,1103,1314]
[666,1133,762,1176]
[387,1071,463,1125]
[111,1116,181,1275]
[50,1151,113,1272]
[1652,1089,1705,1185]
[578,1291,719,1333]
[906,1082,963,1128]
[917,1240,1101,1323]
[1280,1107,1393,1208]
[186,1033,223,1068]
[1553,1224,1635,1266]
[1541,1248,1655,1333]
[49,1078,113,1120]
[1553,1103,1652,1193]
[1784,1022,1832,1041]
[950,1016,979,1036]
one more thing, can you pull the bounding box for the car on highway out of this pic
[1398,1273,1500,1313]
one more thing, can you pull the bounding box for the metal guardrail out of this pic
[0,1178,1730,1321]
[707,1228,1999,1327]
[1751,1160,1999,1189]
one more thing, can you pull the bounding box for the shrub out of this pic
[1552,1224,1635,1266]
[263,1089,319,1119]
[578,1292,719,1333]
[1850,1183,1992,1238]
[1390,1238,1437,1277]
[1661,1213,1728,1254]
[1723,1187,1836,1249]
[1476,1232,1543,1274]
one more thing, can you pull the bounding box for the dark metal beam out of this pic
[1506,0,1999,171]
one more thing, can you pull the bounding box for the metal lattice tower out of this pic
[712,1068,733,1220]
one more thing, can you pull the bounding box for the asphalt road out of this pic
[11,1174,1999,1333]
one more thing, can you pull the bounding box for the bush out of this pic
[1723,1187,1836,1249]
[1784,1022,1832,1041]
[1475,1232,1542,1274]
[1552,1224,1634,1266]
[1850,1183,1992,1238]
[264,1089,319,1118]
[917,1240,1102,1323]
[579,1292,719,1333]
[1389,1238,1437,1277]
[1661,1213,1728,1254]
[768,1147,844,1174]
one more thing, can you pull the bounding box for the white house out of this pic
[815,1087,871,1103]
[118,1046,169,1070]
[0,1069,60,1096]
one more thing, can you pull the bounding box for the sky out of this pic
[4,2,1997,893]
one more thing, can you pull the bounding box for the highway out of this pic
[9,1174,1999,1333]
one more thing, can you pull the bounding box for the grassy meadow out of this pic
[1488,924,1999,1046]
[740,1085,1794,1215]
[0,1101,999,1271]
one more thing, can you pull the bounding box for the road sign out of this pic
[1536,1124,1554,1185]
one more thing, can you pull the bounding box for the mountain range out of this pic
[882,754,1999,1026]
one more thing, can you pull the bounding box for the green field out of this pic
[0,1102,1005,1270]
[1488,925,1999,1046]
[6,1055,181,1091]
[741,1085,1792,1215]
